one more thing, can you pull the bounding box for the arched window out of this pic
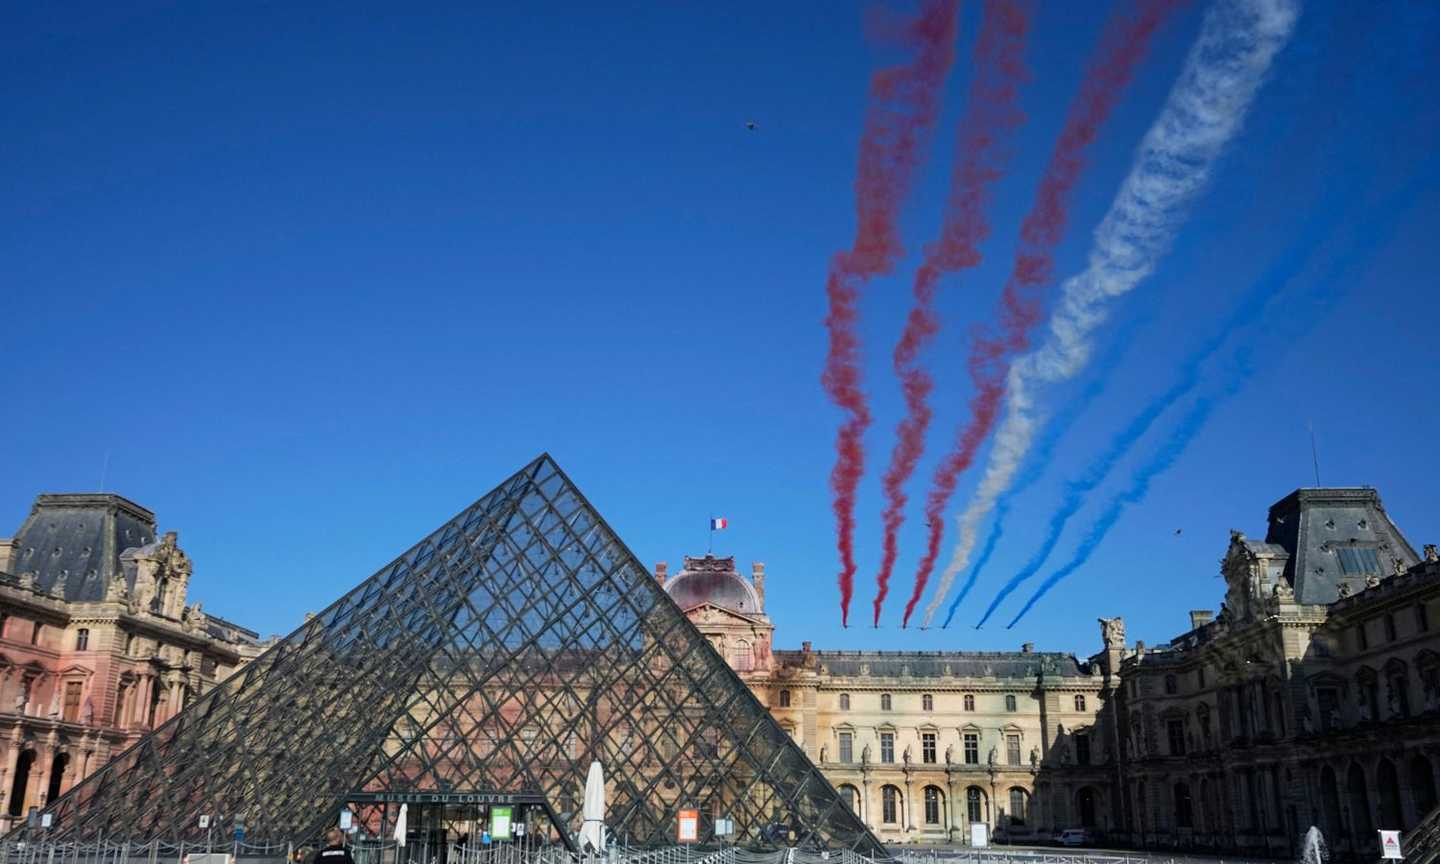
[1005,694,1017,712]
[881,693,892,711]
[924,786,943,825]
[839,693,850,711]
[923,693,934,711]
[838,784,861,814]
[1009,788,1028,825]
[966,787,985,823]
[1074,694,1086,712]
[964,694,975,712]
[882,785,902,824]
[1164,674,1178,695]
[7,750,36,816]
[778,689,791,708]
[731,639,753,672]
[75,628,89,651]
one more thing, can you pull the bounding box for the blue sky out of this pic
[4,1,1437,656]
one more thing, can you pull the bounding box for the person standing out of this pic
[312,829,355,864]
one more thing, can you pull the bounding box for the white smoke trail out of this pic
[921,0,1299,627]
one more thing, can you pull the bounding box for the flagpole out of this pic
[708,516,714,554]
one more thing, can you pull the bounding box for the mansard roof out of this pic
[1265,487,1419,604]
[774,649,1091,679]
[6,492,158,602]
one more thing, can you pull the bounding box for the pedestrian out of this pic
[311,829,355,864]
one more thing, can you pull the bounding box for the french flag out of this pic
[710,517,728,530]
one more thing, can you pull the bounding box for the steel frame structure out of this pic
[7,456,882,854]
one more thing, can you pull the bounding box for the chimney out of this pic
[802,641,812,653]
[1022,642,1034,654]
[655,562,668,582]
[1189,610,1214,630]
[752,562,766,609]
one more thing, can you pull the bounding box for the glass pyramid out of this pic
[16,455,881,854]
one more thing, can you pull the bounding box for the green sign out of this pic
[490,806,513,840]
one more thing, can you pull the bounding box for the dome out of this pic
[664,554,761,615]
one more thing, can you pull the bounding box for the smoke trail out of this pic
[866,0,1032,628]
[974,164,1370,629]
[923,0,1300,627]
[1005,157,1436,628]
[908,0,1187,617]
[823,0,960,627]
[939,318,1139,627]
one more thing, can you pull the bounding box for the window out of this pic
[1006,734,1021,766]
[839,693,850,711]
[1385,614,1398,642]
[75,629,89,651]
[880,731,895,764]
[778,689,791,708]
[1074,695,1086,712]
[966,787,984,823]
[1317,687,1340,731]
[1419,603,1431,634]
[1389,666,1412,718]
[924,786,943,825]
[964,694,975,712]
[881,693,892,711]
[1198,666,1207,688]
[730,639,753,672]
[1336,546,1381,575]
[1357,623,1370,651]
[1005,694,1017,712]
[1075,732,1091,766]
[838,732,853,764]
[62,682,82,722]
[882,786,901,824]
[1164,674,1178,695]
[923,693,933,711]
[1009,788,1028,825]
[1174,782,1194,828]
[922,731,937,764]
[1167,718,1186,756]
[964,733,979,765]
[839,784,860,813]
[30,622,42,646]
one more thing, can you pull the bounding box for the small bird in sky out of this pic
[1175,528,1184,536]
[746,120,758,131]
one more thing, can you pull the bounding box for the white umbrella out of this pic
[393,803,408,848]
[579,761,606,851]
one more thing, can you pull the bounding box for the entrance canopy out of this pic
[9,456,880,854]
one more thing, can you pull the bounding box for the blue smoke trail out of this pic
[972,183,1348,629]
[940,319,1139,628]
[1004,160,1436,628]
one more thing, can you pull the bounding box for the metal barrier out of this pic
[0,844,1287,864]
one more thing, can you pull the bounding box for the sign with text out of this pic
[339,811,352,830]
[1381,830,1403,859]
[969,822,989,848]
[199,815,211,829]
[676,809,699,843]
[491,806,513,840]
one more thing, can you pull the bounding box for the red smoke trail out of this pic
[872,0,1033,628]
[907,0,1188,614]
[825,0,959,627]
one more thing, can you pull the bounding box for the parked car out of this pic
[1056,828,1092,847]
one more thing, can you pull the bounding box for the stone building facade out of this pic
[0,493,263,832]
[661,554,1110,845]
[1088,487,1440,859]
[667,486,1440,854]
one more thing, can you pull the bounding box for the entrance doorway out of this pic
[345,793,574,863]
